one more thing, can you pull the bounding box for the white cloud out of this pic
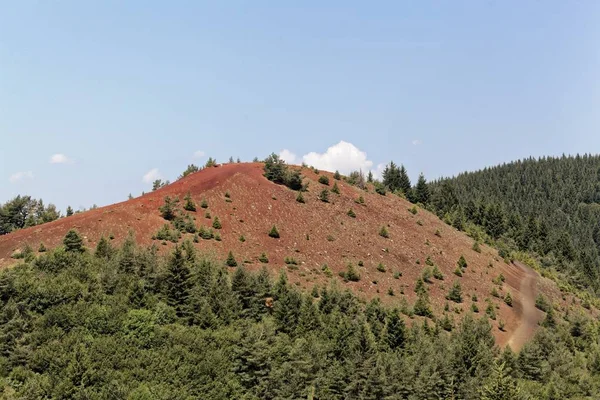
[411,139,422,146]
[50,153,72,164]
[142,168,162,183]
[302,141,374,175]
[9,171,34,183]
[279,149,297,164]
[193,150,205,159]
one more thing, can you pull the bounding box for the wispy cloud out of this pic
[50,153,73,164]
[411,139,422,146]
[142,168,162,183]
[193,150,205,159]
[9,171,34,183]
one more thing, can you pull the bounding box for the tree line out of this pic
[0,233,598,398]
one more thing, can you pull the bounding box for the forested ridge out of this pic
[0,233,599,399]
[429,154,600,292]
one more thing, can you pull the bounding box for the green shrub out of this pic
[333,170,341,180]
[345,264,361,282]
[284,256,298,265]
[433,265,444,280]
[355,195,365,205]
[319,189,330,203]
[457,255,467,269]
[347,208,356,218]
[200,198,208,209]
[159,196,177,220]
[258,253,269,263]
[296,191,305,203]
[331,182,340,194]
[379,226,389,238]
[377,263,386,272]
[504,292,513,307]
[318,175,330,185]
[425,256,434,266]
[38,242,47,253]
[239,235,246,243]
[447,281,463,303]
[225,251,237,267]
[183,192,196,211]
[472,241,481,253]
[409,206,418,215]
[454,267,463,277]
[212,217,222,229]
[269,226,280,238]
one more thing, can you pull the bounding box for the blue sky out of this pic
[1,1,599,212]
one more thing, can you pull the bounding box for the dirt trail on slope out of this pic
[507,261,541,351]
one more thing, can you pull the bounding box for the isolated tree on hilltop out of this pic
[179,164,199,179]
[66,206,74,217]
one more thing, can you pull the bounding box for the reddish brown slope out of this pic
[0,162,560,347]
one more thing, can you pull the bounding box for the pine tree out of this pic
[95,236,113,259]
[379,226,389,238]
[268,225,280,238]
[399,165,411,195]
[347,208,356,218]
[333,170,341,180]
[63,229,84,253]
[367,171,374,183]
[183,192,196,211]
[318,189,330,203]
[457,255,468,269]
[226,251,238,267]
[447,281,463,303]
[331,182,340,194]
[66,206,74,217]
[159,196,177,220]
[384,309,406,350]
[165,245,191,316]
[481,362,521,400]
[200,198,208,209]
[296,191,305,203]
[212,216,222,229]
[414,173,430,204]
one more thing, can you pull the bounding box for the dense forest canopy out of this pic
[0,233,599,398]
[0,196,61,235]
[429,154,600,292]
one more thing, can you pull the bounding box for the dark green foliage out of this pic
[263,153,303,190]
[205,157,217,167]
[374,182,387,195]
[63,229,84,253]
[268,225,280,238]
[414,173,430,204]
[95,236,113,258]
[212,216,222,229]
[430,155,600,290]
[355,195,365,205]
[224,191,231,199]
[333,170,341,180]
[38,242,46,253]
[382,161,411,195]
[200,198,208,208]
[447,281,463,303]
[165,245,191,316]
[454,267,463,277]
[379,226,389,238]
[66,205,74,217]
[226,251,238,267]
[159,196,177,220]
[318,189,329,203]
[1,236,599,399]
[457,255,468,269]
[347,208,356,218]
[296,191,305,203]
[433,265,444,280]
[179,164,199,179]
[152,179,169,191]
[535,294,550,312]
[377,262,386,272]
[258,252,269,263]
[344,263,361,281]
[331,181,340,194]
[318,175,330,185]
[413,292,433,317]
[504,292,513,307]
[183,192,196,211]
[198,225,214,240]
[0,195,61,235]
